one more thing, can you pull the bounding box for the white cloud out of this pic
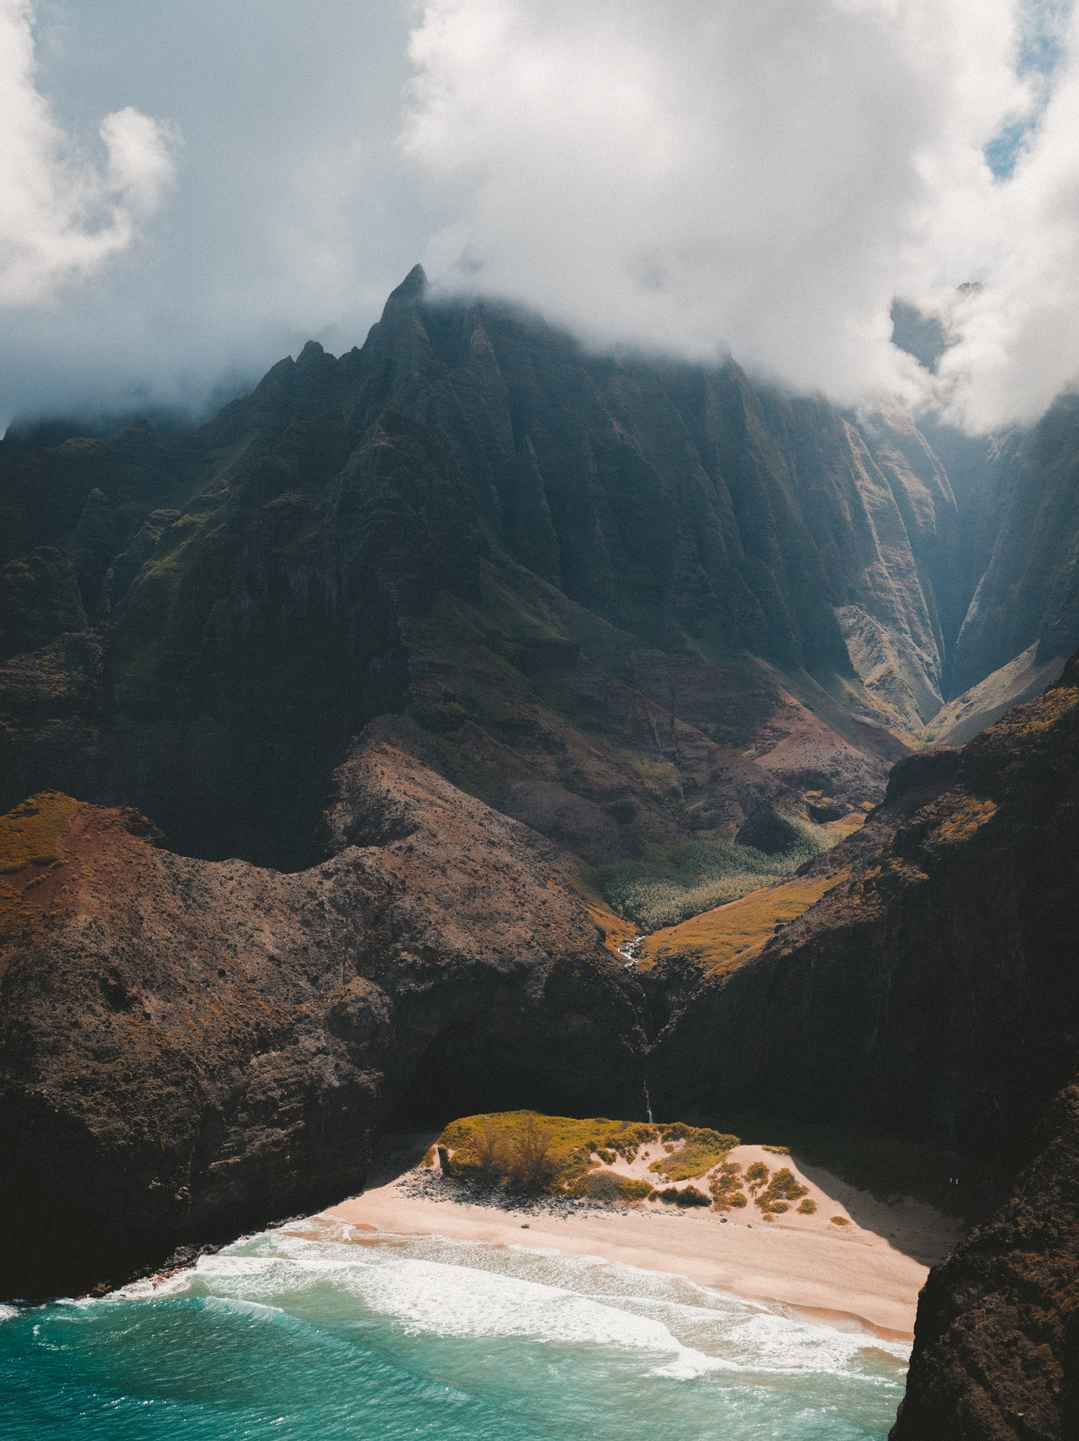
[0,0,176,308]
[403,0,1036,413]
[4,1,1079,433]
[937,5,1079,429]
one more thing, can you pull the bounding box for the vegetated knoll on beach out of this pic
[432,1110,834,1223]
[0,739,644,1301]
[436,1110,736,1200]
[650,657,1079,1441]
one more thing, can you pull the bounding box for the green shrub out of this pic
[769,1168,807,1200]
[710,1163,747,1211]
[570,1172,654,1203]
[656,1184,711,1207]
[831,1215,851,1226]
[596,828,829,933]
[649,1125,739,1181]
[754,1164,809,1212]
[797,1198,817,1215]
[439,1111,596,1192]
[745,1162,769,1187]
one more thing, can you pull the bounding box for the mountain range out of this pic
[2,268,1077,1438]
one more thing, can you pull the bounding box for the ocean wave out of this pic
[0,1303,19,1323]
[101,1228,905,1386]
[166,1243,720,1377]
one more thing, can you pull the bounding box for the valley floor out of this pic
[322,1143,960,1340]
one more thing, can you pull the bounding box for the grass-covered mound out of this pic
[435,1111,740,1200]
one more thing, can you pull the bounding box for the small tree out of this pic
[473,1123,508,1181]
[509,1115,558,1193]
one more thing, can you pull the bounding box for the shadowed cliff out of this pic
[648,659,1079,1441]
[0,739,645,1299]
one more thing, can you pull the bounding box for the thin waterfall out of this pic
[643,1078,654,1125]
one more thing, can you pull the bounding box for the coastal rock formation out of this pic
[650,659,1079,1441]
[652,660,1079,1156]
[0,739,643,1299]
[891,1078,1079,1440]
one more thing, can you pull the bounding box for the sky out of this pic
[1,0,1078,432]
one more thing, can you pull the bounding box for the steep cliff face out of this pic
[652,660,1079,1157]
[648,659,1079,1441]
[951,397,1079,696]
[891,1079,1079,1441]
[2,268,976,881]
[0,740,644,1300]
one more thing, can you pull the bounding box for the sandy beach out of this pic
[323,1140,961,1340]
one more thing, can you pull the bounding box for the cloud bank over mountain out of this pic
[2,0,1078,431]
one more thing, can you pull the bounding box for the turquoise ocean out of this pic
[1,1218,907,1439]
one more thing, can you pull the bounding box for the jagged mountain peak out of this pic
[382,262,429,312]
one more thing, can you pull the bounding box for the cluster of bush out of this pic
[568,1172,655,1203]
[648,1123,740,1181]
[439,1114,677,1197]
[745,1162,812,1220]
[435,1112,822,1224]
[655,1184,711,1207]
[710,1160,749,1211]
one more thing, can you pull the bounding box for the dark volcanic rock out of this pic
[5,269,1079,1435]
[653,662,1079,1156]
[1,269,974,875]
[891,1078,1079,1441]
[650,658,1079,1441]
[0,741,644,1300]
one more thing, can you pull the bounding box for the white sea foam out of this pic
[206,1249,712,1374]
[0,1303,18,1323]
[116,1228,903,1385]
[724,1309,910,1373]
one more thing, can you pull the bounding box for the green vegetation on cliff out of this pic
[0,791,78,876]
[597,827,828,933]
[0,791,79,922]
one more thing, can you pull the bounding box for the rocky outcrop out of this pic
[649,658,1079,1441]
[0,738,644,1299]
[891,1078,1079,1441]
[652,660,1079,1156]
